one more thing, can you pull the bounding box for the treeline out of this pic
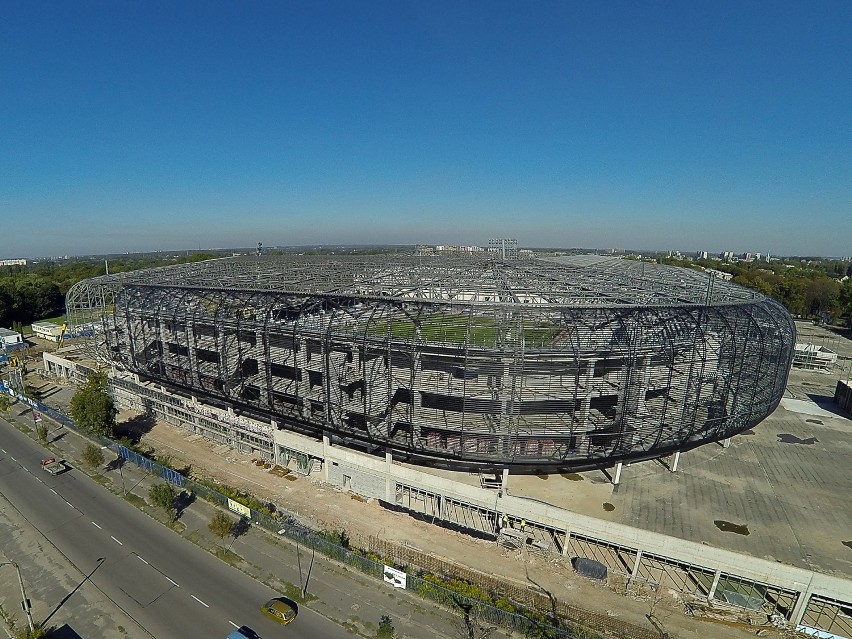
[0,253,216,331]
[658,256,852,327]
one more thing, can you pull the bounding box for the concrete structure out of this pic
[0,328,23,349]
[31,321,65,342]
[793,343,838,370]
[66,253,796,472]
[0,259,26,267]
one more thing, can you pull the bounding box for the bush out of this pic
[148,483,178,521]
[81,443,105,471]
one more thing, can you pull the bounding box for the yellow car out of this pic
[260,598,298,625]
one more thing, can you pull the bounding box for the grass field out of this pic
[366,314,559,347]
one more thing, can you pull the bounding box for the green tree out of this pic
[69,370,116,437]
[81,443,105,472]
[0,395,11,412]
[148,483,178,522]
[35,423,49,443]
[208,511,234,546]
[377,615,396,639]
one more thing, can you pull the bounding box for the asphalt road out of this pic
[0,417,354,639]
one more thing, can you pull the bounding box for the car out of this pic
[227,626,260,639]
[260,597,298,625]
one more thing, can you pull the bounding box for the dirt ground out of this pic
[121,408,789,639]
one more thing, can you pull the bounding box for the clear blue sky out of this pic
[2,1,850,258]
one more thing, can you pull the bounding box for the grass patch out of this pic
[122,492,147,509]
[366,314,560,347]
[185,530,206,546]
[213,546,243,565]
[280,582,317,604]
[89,473,111,488]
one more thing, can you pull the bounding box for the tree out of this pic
[376,615,396,639]
[0,395,11,412]
[69,370,116,437]
[208,511,234,547]
[35,423,49,443]
[81,443,105,471]
[148,483,178,522]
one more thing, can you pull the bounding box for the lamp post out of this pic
[0,561,35,632]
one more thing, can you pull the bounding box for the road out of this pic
[0,416,354,639]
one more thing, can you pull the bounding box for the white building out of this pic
[31,321,65,342]
[0,259,27,267]
[792,344,838,370]
[0,327,24,349]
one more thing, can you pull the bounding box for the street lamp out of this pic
[0,561,35,632]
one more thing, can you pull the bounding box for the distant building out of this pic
[31,321,65,342]
[792,343,837,370]
[0,259,26,267]
[696,251,708,259]
[0,327,24,350]
[705,268,734,281]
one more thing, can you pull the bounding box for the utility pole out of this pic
[1,562,35,632]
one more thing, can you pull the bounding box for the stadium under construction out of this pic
[66,251,796,471]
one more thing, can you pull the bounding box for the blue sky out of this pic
[2,1,850,258]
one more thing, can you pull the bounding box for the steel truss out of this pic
[66,253,796,470]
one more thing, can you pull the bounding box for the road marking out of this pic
[137,556,149,565]
[228,621,239,628]
[166,577,179,587]
[91,522,102,530]
[10,456,16,461]
[1,448,6,453]
[111,536,123,546]
[36,477,43,483]
[65,500,74,508]
[22,467,29,473]
[190,595,209,608]
[50,489,57,495]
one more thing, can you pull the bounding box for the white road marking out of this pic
[91,522,102,530]
[190,594,209,608]
[22,467,29,473]
[50,489,57,495]
[111,536,123,546]
[166,577,179,587]
[1,448,6,453]
[137,556,149,565]
[10,456,16,461]
[36,477,43,483]
[228,621,239,628]
[65,500,74,508]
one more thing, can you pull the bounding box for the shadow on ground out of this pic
[48,624,82,639]
[114,412,157,443]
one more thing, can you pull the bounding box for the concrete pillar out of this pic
[561,528,571,556]
[501,467,509,494]
[790,586,814,626]
[671,450,681,473]
[630,550,644,580]
[322,431,330,481]
[385,451,393,502]
[707,568,722,600]
[613,462,623,485]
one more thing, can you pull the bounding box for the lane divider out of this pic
[190,594,209,608]
[137,556,149,565]
[91,522,102,530]
[111,536,123,546]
